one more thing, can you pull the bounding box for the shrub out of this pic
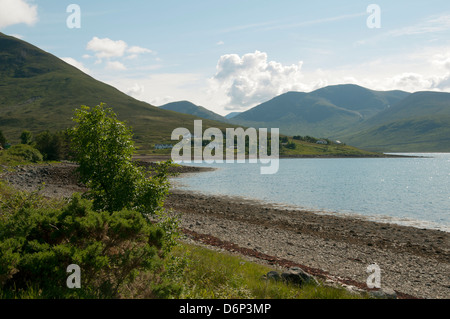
[0,130,6,148]
[6,145,43,163]
[34,130,70,161]
[69,103,175,215]
[20,131,33,145]
[0,193,167,298]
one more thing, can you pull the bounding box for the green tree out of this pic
[69,103,174,215]
[286,141,297,150]
[34,130,65,161]
[0,130,6,148]
[20,130,33,145]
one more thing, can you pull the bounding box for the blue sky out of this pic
[2,0,450,115]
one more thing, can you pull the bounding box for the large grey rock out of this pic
[369,287,398,299]
[264,267,318,287]
[281,267,319,286]
[266,271,281,281]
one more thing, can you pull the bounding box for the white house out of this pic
[154,144,173,150]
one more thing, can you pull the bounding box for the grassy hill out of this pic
[340,92,450,152]
[230,85,410,138]
[341,116,450,152]
[0,33,236,151]
[225,112,242,119]
[230,84,450,152]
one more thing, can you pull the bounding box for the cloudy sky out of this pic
[1,0,450,115]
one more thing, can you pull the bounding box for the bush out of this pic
[20,131,33,145]
[70,103,175,215]
[0,193,168,298]
[0,130,6,148]
[6,145,43,163]
[34,130,71,161]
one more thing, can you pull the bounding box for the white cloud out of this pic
[127,46,152,54]
[125,46,153,60]
[86,37,153,64]
[126,83,144,97]
[385,72,438,92]
[61,57,91,75]
[0,0,38,29]
[212,51,308,109]
[105,61,127,71]
[388,14,450,37]
[86,37,128,60]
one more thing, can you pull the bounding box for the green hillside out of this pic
[159,101,229,123]
[341,92,450,152]
[230,84,450,152]
[0,33,234,151]
[353,91,450,127]
[230,85,410,138]
[310,85,410,118]
[341,116,450,152]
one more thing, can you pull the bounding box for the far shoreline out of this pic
[133,152,421,162]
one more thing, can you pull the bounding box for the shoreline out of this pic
[164,188,449,299]
[133,153,419,162]
[2,161,449,299]
[172,179,449,234]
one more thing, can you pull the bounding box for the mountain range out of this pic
[1,32,449,152]
[162,86,450,152]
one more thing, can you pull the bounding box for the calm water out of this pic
[173,153,450,232]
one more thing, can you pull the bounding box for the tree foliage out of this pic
[0,193,166,298]
[0,130,6,148]
[69,103,174,215]
[19,131,33,145]
[34,130,70,161]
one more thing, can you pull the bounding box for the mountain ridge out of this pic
[159,101,229,123]
[0,32,235,150]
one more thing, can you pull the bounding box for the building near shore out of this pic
[154,144,174,150]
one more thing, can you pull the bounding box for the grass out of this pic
[158,243,368,299]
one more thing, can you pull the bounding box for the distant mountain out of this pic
[230,84,410,138]
[0,33,233,149]
[351,91,450,127]
[309,85,410,119]
[341,91,450,151]
[225,112,241,119]
[229,84,450,152]
[159,101,228,123]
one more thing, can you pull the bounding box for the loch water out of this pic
[173,153,450,232]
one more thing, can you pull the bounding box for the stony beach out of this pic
[2,160,449,299]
